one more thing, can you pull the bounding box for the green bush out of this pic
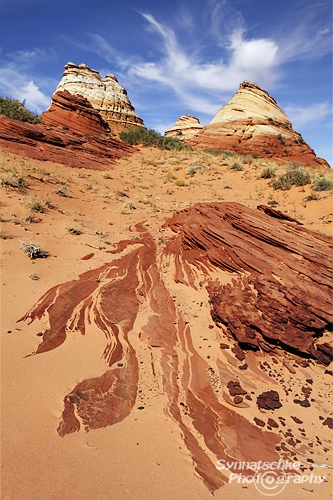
[0,96,42,124]
[312,176,333,191]
[174,179,187,187]
[186,164,204,176]
[119,127,189,151]
[286,168,311,186]
[271,168,311,190]
[260,166,276,179]
[229,161,243,171]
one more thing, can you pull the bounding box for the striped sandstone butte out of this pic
[187,82,330,168]
[165,114,203,140]
[43,62,145,134]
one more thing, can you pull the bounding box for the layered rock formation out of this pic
[165,114,203,140]
[41,90,111,136]
[43,62,145,134]
[19,201,332,491]
[188,82,329,168]
[0,115,135,170]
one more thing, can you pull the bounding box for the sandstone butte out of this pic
[42,62,145,134]
[19,201,332,491]
[187,81,330,168]
[165,114,203,140]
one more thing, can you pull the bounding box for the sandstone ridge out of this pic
[187,82,329,168]
[0,114,135,170]
[44,62,145,133]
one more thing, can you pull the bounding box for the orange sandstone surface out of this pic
[1,145,332,499]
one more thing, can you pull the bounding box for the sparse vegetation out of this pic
[186,164,204,176]
[174,179,187,187]
[312,176,333,191]
[123,201,136,210]
[66,225,82,235]
[101,170,113,179]
[1,168,27,188]
[0,97,42,124]
[304,192,320,202]
[277,134,285,145]
[119,127,190,150]
[56,183,68,197]
[22,195,50,213]
[229,161,243,171]
[271,167,311,190]
[260,166,276,179]
[21,240,48,259]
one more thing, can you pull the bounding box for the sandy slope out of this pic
[1,147,332,499]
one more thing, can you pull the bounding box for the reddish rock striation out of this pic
[41,89,111,136]
[165,115,203,140]
[18,201,333,492]
[165,202,332,364]
[0,115,135,170]
[187,82,330,168]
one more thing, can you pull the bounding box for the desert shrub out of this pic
[21,240,48,259]
[271,168,311,190]
[119,127,189,151]
[260,166,276,179]
[101,170,113,179]
[23,195,47,213]
[66,226,82,235]
[287,168,311,186]
[56,183,68,197]
[312,176,333,191]
[186,164,204,176]
[0,97,42,124]
[271,175,291,190]
[229,161,243,171]
[1,171,27,188]
[174,179,187,187]
[277,134,286,145]
[123,201,136,210]
[304,193,320,202]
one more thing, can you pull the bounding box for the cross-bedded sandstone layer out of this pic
[0,114,135,170]
[41,89,111,136]
[18,202,332,492]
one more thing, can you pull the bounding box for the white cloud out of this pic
[0,49,52,113]
[80,2,331,119]
[285,103,332,129]
[127,16,280,115]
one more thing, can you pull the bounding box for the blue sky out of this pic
[0,0,332,164]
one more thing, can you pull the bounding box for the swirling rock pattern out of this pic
[19,202,332,491]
